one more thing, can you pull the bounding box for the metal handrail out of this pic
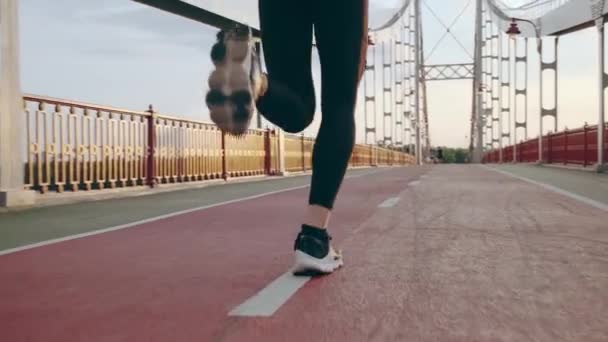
[23,93,150,117]
[132,0,261,37]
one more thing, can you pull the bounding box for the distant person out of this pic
[205,0,369,274]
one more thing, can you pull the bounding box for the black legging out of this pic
[257,0,368,210]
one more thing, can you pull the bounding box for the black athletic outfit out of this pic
[256,0,369,209]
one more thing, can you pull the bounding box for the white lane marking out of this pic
[229,270,310,317]
[0,169,387,256]
[482,165,608,212]
[420,175,428,179]
[409,180,420,186]
[0,185,307,257]
[378,197,400,208]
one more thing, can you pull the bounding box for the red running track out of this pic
[0,167,428,342]
[2,165,608,342]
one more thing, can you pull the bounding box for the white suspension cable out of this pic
[423,0,474,62]
[370,0,414,33]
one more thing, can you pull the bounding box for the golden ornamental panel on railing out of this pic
[284,134,304,172]
[349,144,371,167]
[225,129,266,177]
[24,95,150,193]
[23,94,414,194]
[303,137,314,171]
[268,130,280,175]
[154,116,223,184]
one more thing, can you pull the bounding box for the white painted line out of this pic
[482,165,608,212]
[420,175,428,179]
[0,169,386,257]
[408,180,420,186]
[378,197,400,208]
[0,185,308,257]
[229,270,310,317]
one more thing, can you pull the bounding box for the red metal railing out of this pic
[483,123,608,166]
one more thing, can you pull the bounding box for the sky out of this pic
[18,0,601,148]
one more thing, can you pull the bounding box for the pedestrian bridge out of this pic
[1,164,607,341]
[1,0,607,341]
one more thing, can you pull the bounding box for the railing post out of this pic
[564,128,568,165]
[145,105,157,188]
[221,130,228,180]
[598,19,606,172]
[604,122,607,168]
[277,130,286,175]
[547,132,553,164]
[264,128,271,175]
[584,123,589,167]
[515,142,523,163]
[301,134,305,172]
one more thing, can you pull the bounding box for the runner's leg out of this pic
[256,0,316,133]
[292,0,368,275]
[308,0,368,210]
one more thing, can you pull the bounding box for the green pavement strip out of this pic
[0,169,375,252]
[491,164,608,206]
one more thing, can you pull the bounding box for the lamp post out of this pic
[596,17,606,172]
[507,18,546,164]
[476,85,484,162]
[414,0,422,165]
[472,0,484,163]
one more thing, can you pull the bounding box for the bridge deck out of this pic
[1,165,607,341]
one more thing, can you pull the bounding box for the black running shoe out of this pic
[293,225,343,275]
[206,25,264,136]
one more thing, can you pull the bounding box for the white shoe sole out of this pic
[293,250,344,275]
[206,28,254,135]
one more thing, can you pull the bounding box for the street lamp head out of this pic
[506,19,521,39]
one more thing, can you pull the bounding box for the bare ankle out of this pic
[304,205,331,229]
